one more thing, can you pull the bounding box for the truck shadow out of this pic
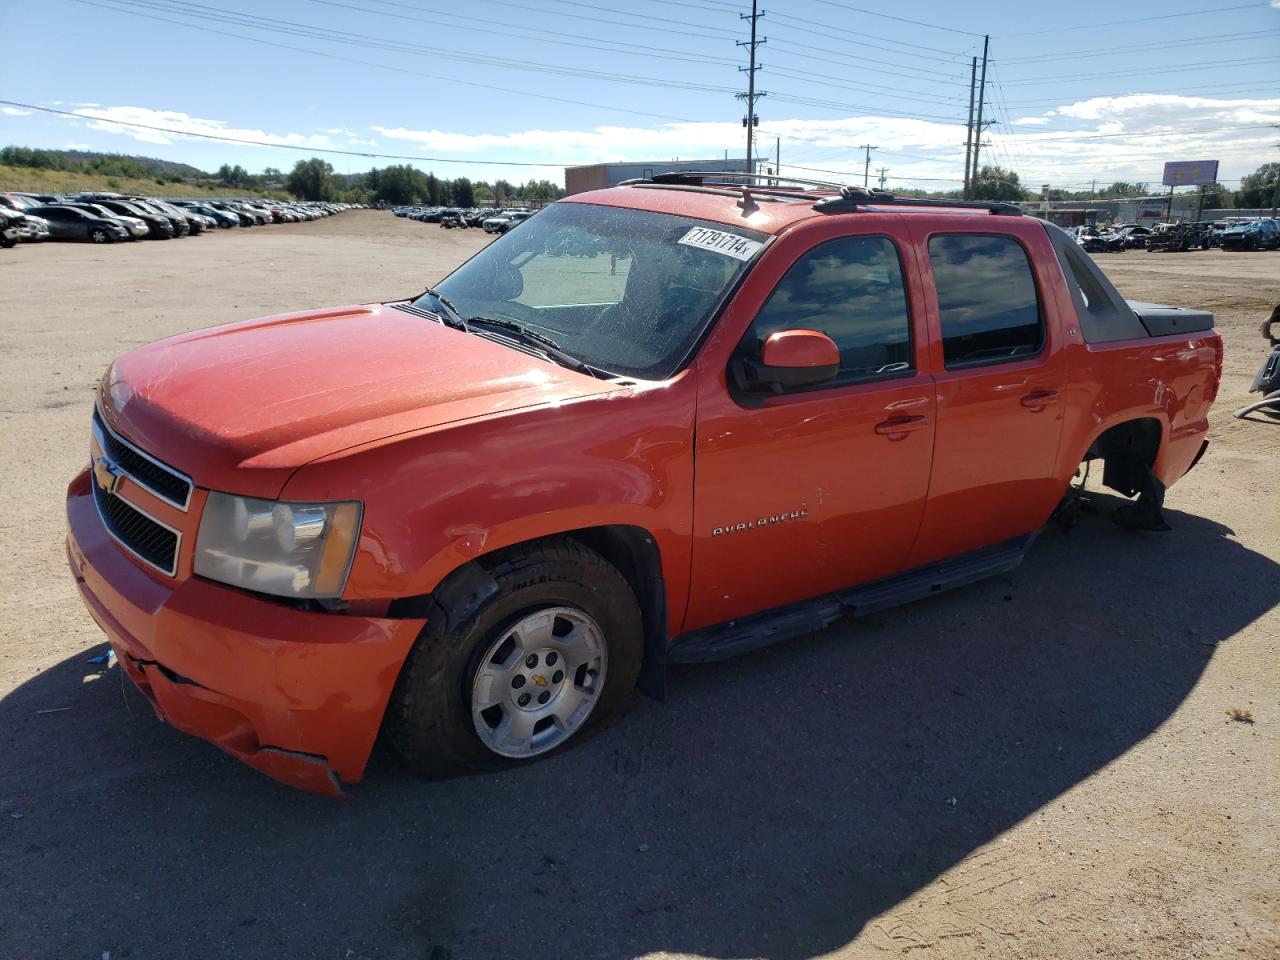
[1,501,1276,960]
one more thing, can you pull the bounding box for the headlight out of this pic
[194,492,361,599]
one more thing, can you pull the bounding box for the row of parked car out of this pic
[1071,218,1280,254]
[0,192,360,247]
[391,205,533,233]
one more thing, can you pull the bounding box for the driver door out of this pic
[685,226,936,632]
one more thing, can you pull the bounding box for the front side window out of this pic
[427,202,765,379]
[748,235,913,386]
[928,234,1043,368]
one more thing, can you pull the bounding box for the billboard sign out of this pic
[1162,160,1219,187]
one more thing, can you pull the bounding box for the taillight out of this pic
[1206,333,1224,403]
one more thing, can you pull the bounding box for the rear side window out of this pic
[750,235,913,386]
[928,234,1043,368]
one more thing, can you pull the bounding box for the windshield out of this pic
[422,202,765,379]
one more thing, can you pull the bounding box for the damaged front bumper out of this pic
[65,471,424,796]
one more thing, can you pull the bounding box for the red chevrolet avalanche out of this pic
[66,177,1222,794]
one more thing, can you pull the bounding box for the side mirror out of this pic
[737,329,840,393]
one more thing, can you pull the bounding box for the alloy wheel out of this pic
[470,606,608,758]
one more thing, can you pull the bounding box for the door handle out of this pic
[1020,390,1059,411]
[874,415,928,439]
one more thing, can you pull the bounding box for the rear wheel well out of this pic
[1085,418,1162,496]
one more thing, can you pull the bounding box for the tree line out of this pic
[962,163,1278,209]
[282,157,563,206]
[4,146,1274,210]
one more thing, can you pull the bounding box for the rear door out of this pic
[904,222,1068,568]
[36,208,75,240]
[686,220,936,631]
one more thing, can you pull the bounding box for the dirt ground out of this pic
[0,211,1276,960]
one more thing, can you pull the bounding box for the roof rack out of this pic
[614,173,1023,216]
[618,170,840,203]
[813,186,1023,216]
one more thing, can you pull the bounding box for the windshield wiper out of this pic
[465,315,604,379]
[419,287,469,331]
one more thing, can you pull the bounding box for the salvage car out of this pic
[177,201,239,229]
[67,177,1222,795]
[63,202,150,240]
[27,204,130,243]
[16,212,51,242]
[493,210,532,233]
[0,208,23,247]
[1219,219,1280,251]
[81,197,175,240]
[1077,228,1124,253]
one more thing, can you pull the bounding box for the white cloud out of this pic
[23,93,1278,190]
[66,104,338,150]
[1,106,32,116]
[63,143,90,150]
[371,94,1278,187]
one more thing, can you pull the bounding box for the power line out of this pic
[765,65,967,106]
[804,0,984,38]
[309,0,741,66]
[997,55,1280,85]
[762,9,971,59]
[70,0,707,124]
[0,99,575,166]
[74,0,742,98]
[999,2,1262,37]
[998,28,1280,65]
[521,0,738,40]
[767,39,972,88]
[764,27,970,78]
[766,90,965,123]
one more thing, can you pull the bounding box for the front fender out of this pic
[280,376,698,633]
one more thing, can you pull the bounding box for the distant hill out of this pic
[60,149,207,179]
[0,146,209,180]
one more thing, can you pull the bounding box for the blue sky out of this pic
[1,0,1277,191]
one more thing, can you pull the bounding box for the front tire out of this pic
[90,228,108,243]
[388,539,643,778]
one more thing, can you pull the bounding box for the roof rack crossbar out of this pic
[814,186,1023,216]
[619,170,844,191]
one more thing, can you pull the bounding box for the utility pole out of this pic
[860,143,878,188]
[1271,126,1279,218]
[736,0,766,179]
[963,56,977,200]
[775,136,780,185]
[877,166,889,189]
[970,35,990,197]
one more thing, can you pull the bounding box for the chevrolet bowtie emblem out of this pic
[93,453,124,496]
[532,674,549,688]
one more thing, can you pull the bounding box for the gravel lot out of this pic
[0,211,1276,960]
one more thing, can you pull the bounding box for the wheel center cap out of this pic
[532,674,548,688]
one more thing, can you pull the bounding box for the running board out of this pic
[667,536,1032,664]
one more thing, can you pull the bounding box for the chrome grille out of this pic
[92,408,192,509]
[91,479,180,576]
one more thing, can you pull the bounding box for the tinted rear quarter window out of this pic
[928,234,1043,368]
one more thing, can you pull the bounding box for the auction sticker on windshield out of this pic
[678,226,763,262]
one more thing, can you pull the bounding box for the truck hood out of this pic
[100,302,622,499]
